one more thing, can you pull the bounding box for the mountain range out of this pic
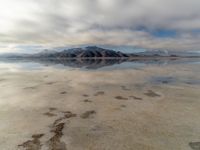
[0,46,200,58]
[31,46,130,58]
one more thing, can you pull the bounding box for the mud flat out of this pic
[0,62,200,150]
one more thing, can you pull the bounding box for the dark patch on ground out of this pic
[24,86,38,90]
[144,90,160,97]
[151,77,200,85]
[44,107,59,117]
[83,99,92,103]
[129,95,143,100]
[184,79,200,85]
[189,142,200,150]
[121,86,131,91]
[150,76,176,84]
[120,104,126,108]
[18,109,76,150]
[46,82,56,85]
[81,110,96,119]
[60,91,67,94]
[94,91,105,96]
[115,96,128,100]
[49,107,57,111]
[53,117,65,127]
[83,94,89,97]
[62,111,77,118]
[53,111,76,126]
[151,76,200,86]
[47,111,76,149]
[44,112,57,117]
[18,134,44,150]
[44,75,48,78]
[0,79,6,82]
[48,123,67,150]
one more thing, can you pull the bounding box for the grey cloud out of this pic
[0,0,200,52]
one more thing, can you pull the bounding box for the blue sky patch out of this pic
[151,29,177,38]
[136,26,177,38]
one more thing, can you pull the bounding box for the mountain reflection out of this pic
[0,57,199,69]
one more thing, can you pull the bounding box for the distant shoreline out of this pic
[18,56,200,59]
[0,46,200,59]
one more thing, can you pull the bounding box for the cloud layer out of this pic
[0,0,200,52]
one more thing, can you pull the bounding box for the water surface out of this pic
[0,58,200,150]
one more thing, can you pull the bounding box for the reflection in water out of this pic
[0,57,200,70]
[0,57,200,150]
[150,76,200,86]
[150,76,177,84]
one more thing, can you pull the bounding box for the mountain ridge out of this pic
[31,46,130,58]
[1,46,200,58]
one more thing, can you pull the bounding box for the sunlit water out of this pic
[0,58,200,150]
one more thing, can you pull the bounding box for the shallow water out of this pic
[0,58,200,150]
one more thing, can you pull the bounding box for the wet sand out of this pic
[0,63,200,150]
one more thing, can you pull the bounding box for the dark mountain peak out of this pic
[53,46,129,58]
[84,46,109,51]
[85,46,99,49]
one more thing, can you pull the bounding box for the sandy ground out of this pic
[0,63,200,150]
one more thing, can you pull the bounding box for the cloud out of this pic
[0,0,200,52]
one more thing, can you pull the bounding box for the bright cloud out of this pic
[0,0,200,52]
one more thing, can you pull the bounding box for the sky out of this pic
[0,0,200,53]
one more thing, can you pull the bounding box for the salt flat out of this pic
[0,60,200,150]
